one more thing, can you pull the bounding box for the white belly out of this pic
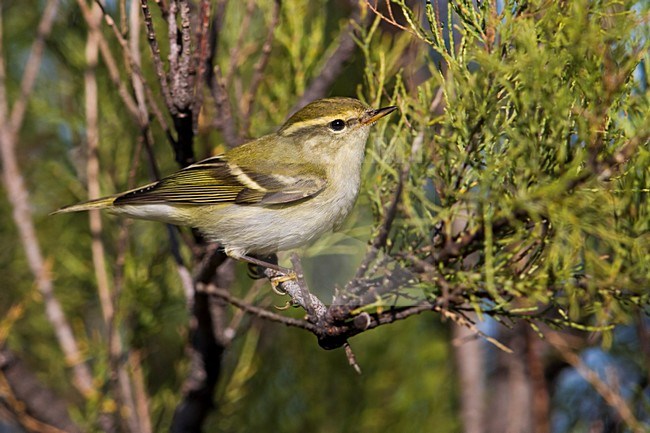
[203,180,360,256]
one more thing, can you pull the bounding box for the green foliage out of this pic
[362,0,649,329]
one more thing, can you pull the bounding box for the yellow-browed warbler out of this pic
[56,97,397,271]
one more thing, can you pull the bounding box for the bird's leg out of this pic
[228,252,298,293]
[235,254,292,274]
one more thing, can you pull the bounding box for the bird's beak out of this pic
[361,105,398,125]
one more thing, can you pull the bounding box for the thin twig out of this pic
[224,279,267,343]
[0,368,80,433]
[118,0,127,34]
[191,0,212,134]
[76,0,141,121]
[84,0,114,331]
[436,307,513,353]
[366,0,410,31]
[0,0,96,398]
[125,0,165,182]
[128,0,147,118]
[84,6,142,431]
[129,351,153,433]
[344,342,362,374]
[0,360,80,433]
[8,0,59,135]
[350,158,405,282]
[92,0,172,137]
[203,283,319,333]
[140,0,176,114]
[546,332,646,433]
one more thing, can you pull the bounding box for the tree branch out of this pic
[546,331,646,433]
[140,0,175,115]
[191,0,212,134]
[77,0,140,121]
[202,283,319,333]
[8,0,59,135]
[91,0,173,142]
[0,349,81,433]
[170,246,228,432]
[0,0,96,399]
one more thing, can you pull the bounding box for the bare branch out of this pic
[290,253,320,320]
[0,0,95,398]
[84,0,113,331]
[84,6,143,432]
[351,169,404,282]
[163,0,198,167]
[546,332,646,433]
[129,351,153,433]
[77,0,141,121]
[140,0,176,114]
[176,0,194,111]
[0,349,81,433]
[202,283,319,333]
[263,266,328,321]
[8,0,59,135]
[118,0,128,33]
[125,0,165,182]
[129,0,148,118]
[365,0,409,32]
[344,342,362,374]
[90,0,173,138]
[191,0,212,134]
[167,0,180,82]
[170,254,233,433]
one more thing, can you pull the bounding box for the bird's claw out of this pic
[270,271,298,295]
[274,300,293,310]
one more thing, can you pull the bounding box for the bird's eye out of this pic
[329,119,346,131]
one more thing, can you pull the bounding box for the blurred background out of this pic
[0,0,648,432]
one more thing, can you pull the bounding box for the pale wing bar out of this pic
[114,156,326,206]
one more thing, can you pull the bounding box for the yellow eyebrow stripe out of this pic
[280,112,359,135]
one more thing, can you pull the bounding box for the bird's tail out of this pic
[51,196,116,214]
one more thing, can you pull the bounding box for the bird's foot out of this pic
[270,271,298,295]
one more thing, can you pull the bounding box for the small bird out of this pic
[56,97,397,271]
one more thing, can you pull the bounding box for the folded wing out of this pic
[114,156,327,207]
